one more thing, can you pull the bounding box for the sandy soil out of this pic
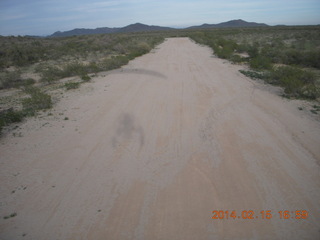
[0,38,319,240]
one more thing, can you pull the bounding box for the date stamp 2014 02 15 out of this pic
[211,210,309,220]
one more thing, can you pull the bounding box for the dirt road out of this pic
[0,38,319,240]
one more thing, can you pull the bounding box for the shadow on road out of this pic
[112,113,144,148]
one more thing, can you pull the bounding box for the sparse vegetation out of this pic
[0,108,24,133]
[239,70,266,80]
[267,66,317,98]
[310,105,320,114]
[102,55,129,71]
[3,212,17,219]
[189,26,320,99]
[0,70,21,89]
[81,74,91,82]
[0,32,164,134]
[310,109,318,114]
[1,33,164,87]
[0,86,53,134]
[22,86,52,116]
[1,27,319,135]
[64,82,80,90]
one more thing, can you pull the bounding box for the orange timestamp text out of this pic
[212,210,309,220]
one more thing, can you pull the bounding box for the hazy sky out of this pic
[1,0,320,36]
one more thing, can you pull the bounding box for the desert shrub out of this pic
[259,46,282,63]
[10,77,36,88]
[187,27,320,99]
[113,43,127,54]
[0,108,24,134]
[230,54,244,63]
[239,70,266,80]
[64,82,80,90]
[22,86,52,115]
[38,62,88,82]
[300,84,319,99]
[102,56,129,71]
[0,39,47,68]
[283,49,304,65]
[128,49,147,59]
[0,71,21,89]
[86,62,100,74]
[0,34,165,89]
[81,74,91,82]
[0,86,53,134]
[128,40,153,57]
[23,78,36,86]
[215,46,233,59]
[212,38,239,59]
[268,66,318,98]
[137,42,151,52]
[38,65,63,83]
[62,62,88,77]
[246,43,259,58]
[303,51,320,69]
[236,42,249,53]
[249,55,272,70]
[270,66,316,85]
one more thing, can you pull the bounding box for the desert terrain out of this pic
[0,38,319,240]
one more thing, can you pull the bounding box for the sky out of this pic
[0,0,320,36]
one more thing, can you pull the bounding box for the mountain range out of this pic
[50,19,268,37]
[187,19,268,29]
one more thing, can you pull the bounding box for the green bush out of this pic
[22,86,52,115]
[247,44,259,58]
[38,65,62,83]
[187,28,320,99]
[86,62,100,74]
[102,56,129,71]
[64,82,80,90]
[0,108,24,134]
[0,71,21,89]
[1,87,54,133]
[303,51,320,69]
[81,74,91,82]
[230,54,244,63]
[283,49,303,65]
[215,46,234,59]
[63,62,88,77]
[239,70,266,79]
[23,78,36,86]
[38,62,89,82]
[211,38,239,59]
[268,66,318,98]
[249,55,272,70]
[270,66,316,84]
[127,42,152,59]
[236,43,249,53]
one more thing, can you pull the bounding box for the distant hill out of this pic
[50,23,174,37]
[50,27,118,37]
[117,23,173,33]
[188,19,268,29]
[49,20,269,37]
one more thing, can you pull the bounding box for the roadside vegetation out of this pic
[0,86,52,133]
[0,33,163,87]
[0,32,164,134]
[1,26,320,134]
[188,26,320,99]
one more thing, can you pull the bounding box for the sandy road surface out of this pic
[0,38,320,240]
